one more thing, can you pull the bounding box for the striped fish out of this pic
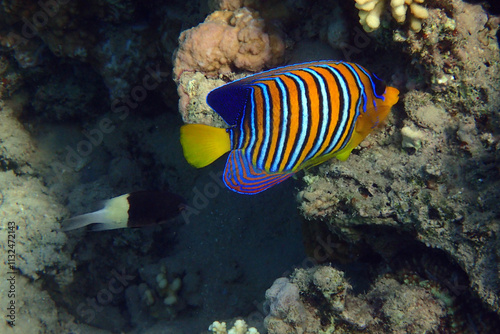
[180,60,399,194]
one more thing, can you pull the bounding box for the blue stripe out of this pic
[223,150,294,194]
[355,64,385,100]
[343,63,365,116]
[303,67,329,161]
[255,83,272,169]
[229,127,235,149]
[246,87,257,159]
[284,72,308,170]
[317,65,350,155]
[237,101,246,148]
[271,77,288,172]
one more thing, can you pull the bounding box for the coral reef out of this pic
[265,277,319,333]
[92,24,159,100]
[175,71,231,127]
[355,0,429,32]
[366,277,446,333]
[298,94,500,315]
[0,0,498,333]
[0,55,22,98]
[0,99,35,168]
[400,0,500,117]
[0,0,175,100]
[0,169,74,285]
[32,64,107,121]
[124,261,193,325]
[0,99,76,333]
[299,0,500,318]
[264,265,452,333]
[1,23,83,328]
[0,274,67,333]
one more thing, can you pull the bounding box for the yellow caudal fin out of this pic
[180,124,231,168]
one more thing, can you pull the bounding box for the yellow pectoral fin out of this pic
[334,148,353,161]
[335,86,399,162]
[332,129,367,162]
[180,124,231,168]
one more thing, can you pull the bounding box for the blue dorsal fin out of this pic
[223,150,294,194]
[207,84,250,126]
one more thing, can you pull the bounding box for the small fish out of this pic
[61,191,185,231]
[180,60,399,194]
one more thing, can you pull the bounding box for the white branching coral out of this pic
[354,0,429,32]
[209,319,260,334]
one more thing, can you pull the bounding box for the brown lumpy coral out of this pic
[173,7,284,79]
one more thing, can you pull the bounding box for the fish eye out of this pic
[371,73,387,97]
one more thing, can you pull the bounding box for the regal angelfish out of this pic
[180,61,399,194]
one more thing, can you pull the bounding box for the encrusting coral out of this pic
[354,0,429,32]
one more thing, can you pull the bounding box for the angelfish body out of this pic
[61,191,185,231]
[180,60,399,194]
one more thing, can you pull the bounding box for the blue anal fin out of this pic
[207,84,250,126]
[223,150,294,194]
